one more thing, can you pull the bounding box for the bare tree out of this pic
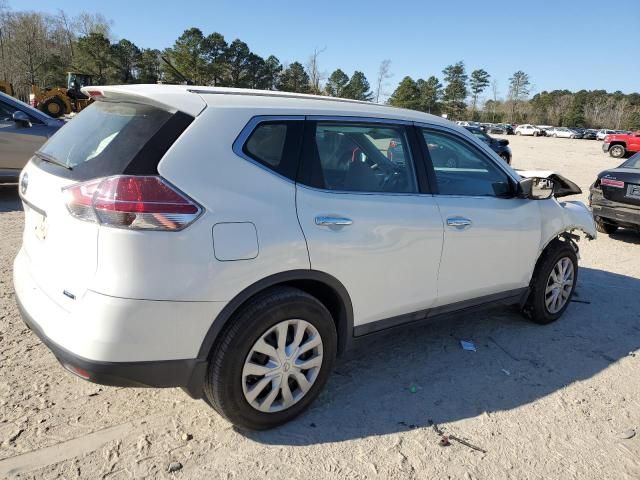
[374,59,392,104]
[305,46,326,95]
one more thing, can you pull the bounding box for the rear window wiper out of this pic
[34,151,72,170]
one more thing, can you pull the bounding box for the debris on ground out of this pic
[460,340,477,352]
[181,433,193,442]
[168,461,183,473]
[618,429,636,440]
[430,420,487,453]
[501,369,511,376]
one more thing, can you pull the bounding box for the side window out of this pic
[0,100,16,121]
[300,122,418,193]
[242,120,303,180]
[422,129,513,197]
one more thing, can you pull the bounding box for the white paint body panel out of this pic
[296,187,444,326]
[14,248,223,361]
[434,196,541,305]
[212,222,259,261]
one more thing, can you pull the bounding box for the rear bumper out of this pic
[590,189,640,227]
[12,248,225,397]
[602,142,610,153]
[15,295,206,396]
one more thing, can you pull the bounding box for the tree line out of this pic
[1,5,638,130]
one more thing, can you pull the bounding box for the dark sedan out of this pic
[589,152,640,234]
[583,129,598,140]
[464,126,512,163]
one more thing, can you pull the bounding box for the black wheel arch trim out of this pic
[196,269,355,361]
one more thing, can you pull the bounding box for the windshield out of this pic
[38,101,172,169]
[621,153,640,169]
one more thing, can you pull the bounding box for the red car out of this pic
[602,131,640,158]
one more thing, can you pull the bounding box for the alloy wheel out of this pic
[242,319,323,413]
[544,257,575,314]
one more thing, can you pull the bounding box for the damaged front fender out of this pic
[559,200,597,239]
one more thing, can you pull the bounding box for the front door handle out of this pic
[315,216,353,227]
[446,217,472,229]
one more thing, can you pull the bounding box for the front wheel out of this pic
[524,240,578,324]
[204,287,337,430]
[609,144,626,158]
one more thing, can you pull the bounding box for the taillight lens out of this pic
[63,176,202,231]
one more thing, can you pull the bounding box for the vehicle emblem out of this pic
[20,173,28,195]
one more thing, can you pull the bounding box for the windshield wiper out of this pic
[34,151,72,170]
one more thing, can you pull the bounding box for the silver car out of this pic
[0,91,64,183]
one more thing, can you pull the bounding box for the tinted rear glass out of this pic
[35,101,192,181]
[40,101,171,168]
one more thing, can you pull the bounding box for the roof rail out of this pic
[187,88,382,107]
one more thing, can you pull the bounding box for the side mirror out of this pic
[12,111,31,128]
[518,177,555,200]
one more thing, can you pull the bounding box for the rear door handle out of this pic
[446,217,472,229]
[315,216,353,227]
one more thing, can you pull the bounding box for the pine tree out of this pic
[388,76,421,110]
[442,61,468,119]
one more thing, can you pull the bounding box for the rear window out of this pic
[36,101,192,180]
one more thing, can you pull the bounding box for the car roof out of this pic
[86,84,455,128]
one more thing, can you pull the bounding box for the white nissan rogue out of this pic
[14,85,596,429]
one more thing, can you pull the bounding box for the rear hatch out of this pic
[600,168,640,207]
[19,95,196,311]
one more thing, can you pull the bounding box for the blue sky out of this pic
[15,0,639,98]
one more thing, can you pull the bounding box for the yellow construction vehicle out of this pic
[30,72,94,118]
[0,80,15,97]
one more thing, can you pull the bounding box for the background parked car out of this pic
[589,152,640,234]
[0,91,64,183]
[583,129,598,140]
[463,125,512,163]
[501,124,515,135]
[596,129,617,140]
[548,127,581,139]
[515,124,541,136]
[487,124,506,134]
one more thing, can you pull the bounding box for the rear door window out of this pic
[299,121,418,193]
[36,101,193,180]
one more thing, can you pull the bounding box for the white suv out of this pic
[515,124,542,136]
[14,85,596,429]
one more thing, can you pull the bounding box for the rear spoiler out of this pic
[516,170,582,198]
[80,85,206,117]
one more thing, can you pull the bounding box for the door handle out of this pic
[315,216,353,227]
[446,217,472,229]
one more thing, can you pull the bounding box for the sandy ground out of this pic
[1,135,639,479]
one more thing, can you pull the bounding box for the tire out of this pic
[523,240,578,325]
[39,96,65,118]
[596,219,618,234]
[609,144,626,158]
[516,131,521,136]
[204,286,337,430]
[533,131,539,137]
[553,133,558,138]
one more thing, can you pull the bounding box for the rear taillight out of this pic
[63,176,202,231]
[604,135,610,142]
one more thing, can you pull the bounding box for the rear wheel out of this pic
[204,287,337,430]
[524,240,578,324]
[596,219,619,234]
[39,96,65,118]
[609,144,626,158]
